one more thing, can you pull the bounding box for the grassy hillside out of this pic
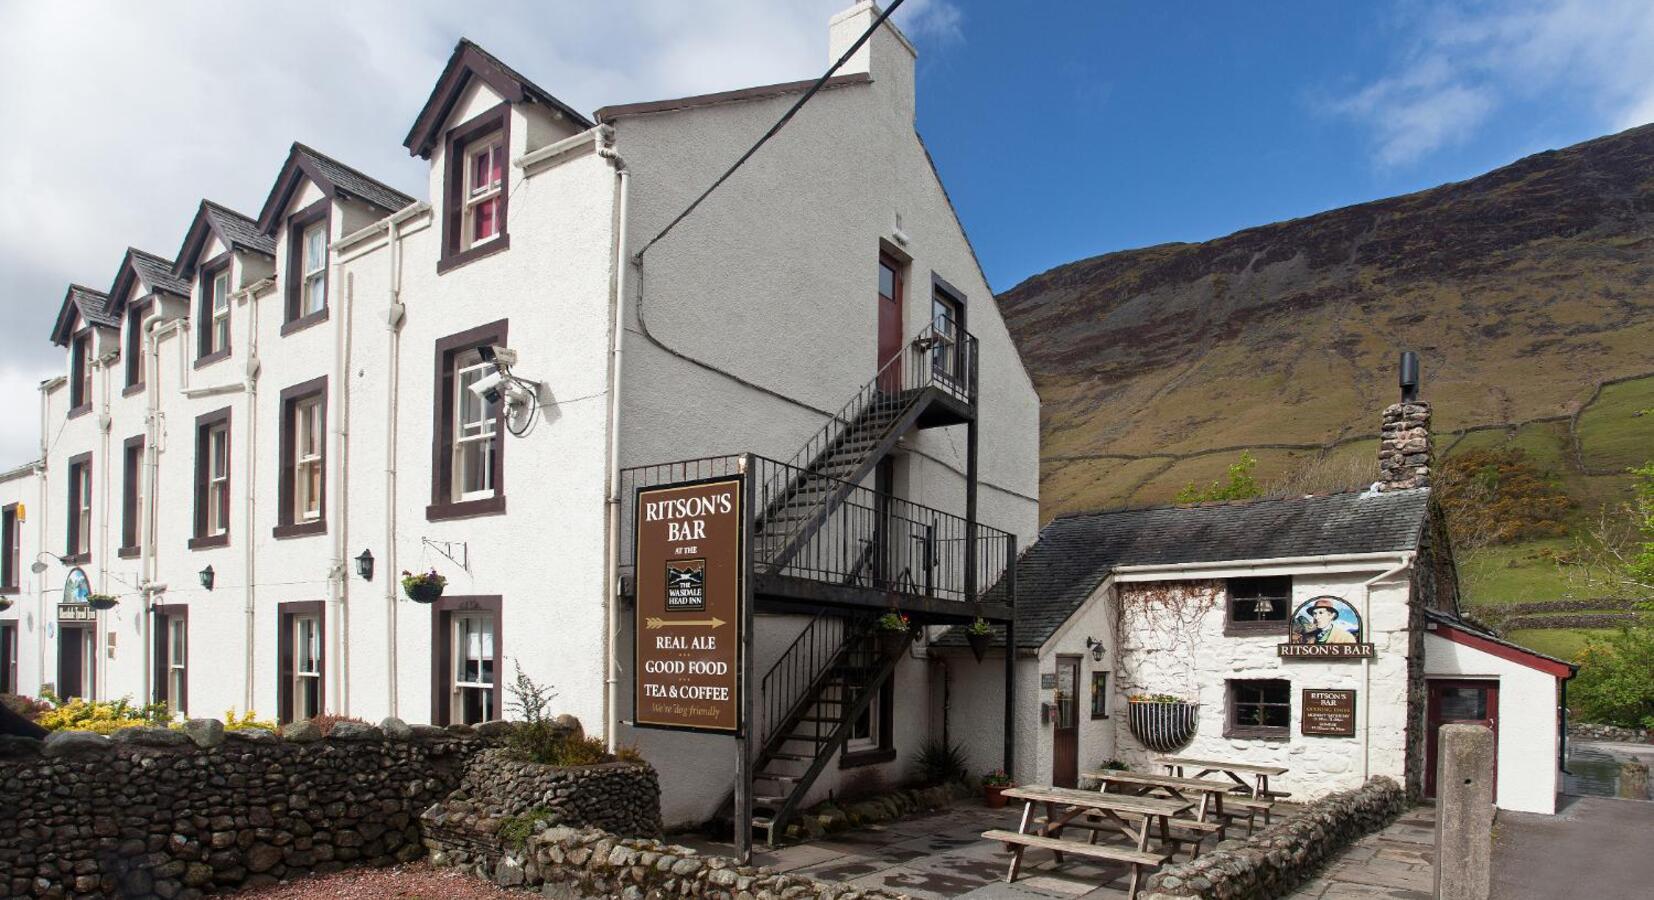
[998,124,1654,654]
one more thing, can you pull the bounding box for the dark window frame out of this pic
[1090,670,1110,720]
[152,603,189,716]
[437,104,512,275]
[277,600,325,725]
[0,620,16,695]
[929,272,967,384]
[1,503,19,594]
[274,376,328,539]
[188,407,232,549]
[68,331,92,417]
[430,595,503,726]
[427,319,508,521]
[1226,678,1292,740]
[281,199,331,336]
[123,299,151,395]
[119,434,144,558]
[65,451,92,564]
[195,252,234,368]
[840,638,897,768]
[1225,575,1292,635]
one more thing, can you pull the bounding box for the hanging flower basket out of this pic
[874,611,910,660]
[87,593,119,612]
[1127,695,1200,753]
[965,618,994,663]
[0,596,13,612]
[401,569,447,604]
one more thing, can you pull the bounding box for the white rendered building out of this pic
[0,3,1041,831]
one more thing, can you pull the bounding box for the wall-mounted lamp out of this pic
[1084,636,1106,663]
[199,565,215,592]
[355,549,375,582]
[29,551,67,575]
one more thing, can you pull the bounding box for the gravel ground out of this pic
[224,863,538,899]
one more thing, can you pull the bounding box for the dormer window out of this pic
[69,333,92,415]
[465,137,504,248]
[211,272,231,349]
[301,223,327,314]
[283,200,331,334]
[438,105,511,274]
[197,259,232,365]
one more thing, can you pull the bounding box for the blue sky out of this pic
[0,0,1650,463]
[915,0,1654,291]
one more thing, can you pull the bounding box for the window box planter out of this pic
[1127,695,1200,753]
[87,594,119,612]
[401,570,447,605]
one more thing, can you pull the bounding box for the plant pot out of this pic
[966,631,991,663]
[1127,699,1200,753]
[404,581,445,604]
[877,630,908,660]
[983,784,1011,809]
[87,596,118,612]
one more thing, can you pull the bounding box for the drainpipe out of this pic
[331,272,355,715]
[600,131,629,752]
[240,283,262,714]
[1360,553,1414,782]
[382,208,415,718]
[36,381,51,693]
[141,317,171,708]
[97,349,114,700]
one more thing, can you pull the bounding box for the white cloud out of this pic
[1329,0,1654,166]
[0,0,957,468]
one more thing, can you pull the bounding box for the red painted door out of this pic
[877,255,903,392]
[1425,679,1499,798]
[1053,656,1081,788]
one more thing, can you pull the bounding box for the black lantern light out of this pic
[355,548,375,582]
[199,565,215,591]
[1085,636,1105,662]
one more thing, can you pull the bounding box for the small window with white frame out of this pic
[167,616,187,717]
[300,222,327,315]
[452,350,498,502]
[293,614,322,720]
[76,463,92,557]
[463,135,504,249]
[293,397,323,521]
[451,612,495,725]
[210,269,231,354]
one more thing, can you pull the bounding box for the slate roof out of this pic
[404,38,593,159]
[291,143,416,216]
[944,489,1433,651]
[51,284,117,345]
[126,248,190,297]
[203,201,277,256]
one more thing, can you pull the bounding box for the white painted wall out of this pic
[1424,631,1560,814]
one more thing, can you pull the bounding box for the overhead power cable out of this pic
[633,0,905,261]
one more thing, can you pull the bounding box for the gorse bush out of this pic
[1176,451,1261,504]
[33,696,169,734]
[1437,447,1572,548]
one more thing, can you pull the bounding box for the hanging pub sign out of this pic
[63,567,92,606]
[1301,689,1357,736]
[1279,596,1374,658]
[633,476,745,734]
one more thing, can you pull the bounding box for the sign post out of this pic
[631,464,752,859]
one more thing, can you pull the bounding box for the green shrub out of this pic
[1176,451,1261,504]
[1571,626,1654,730]
[306,713,368,736]
[913,738,969,786]
[502,661,613,766]
[34,696,169,734]
[497,808,558,849]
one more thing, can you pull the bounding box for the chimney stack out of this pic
[1378,351,1431,491]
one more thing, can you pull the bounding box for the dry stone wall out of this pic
[0,718,484,898]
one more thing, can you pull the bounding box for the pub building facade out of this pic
[939,390,1576,815]
[0,3,1041,833]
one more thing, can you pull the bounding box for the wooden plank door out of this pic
[877,254,903,392]
[1053,656,1082,788]
[1425,679,1500,798]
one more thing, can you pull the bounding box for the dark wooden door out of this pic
[0,621,15,695]
[1053,656,1081,788]
[877,255,903,392]
[1425,679,1499,798]
[58,626,90,699]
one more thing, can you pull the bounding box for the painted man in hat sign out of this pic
[1294,598,1358,644]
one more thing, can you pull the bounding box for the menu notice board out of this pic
[1301,689,1357,737]
[633,477,745,734]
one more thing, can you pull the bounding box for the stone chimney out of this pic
[1378,351,1431,491]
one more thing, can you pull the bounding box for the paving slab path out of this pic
[1285,806,1434,899]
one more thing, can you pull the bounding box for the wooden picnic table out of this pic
[1158,755,1288,798]
[1087,770,1237,821]
[983,785,1193,899]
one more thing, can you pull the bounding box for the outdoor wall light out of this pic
[29,551,67,575]
[199,565,215,592]
[355,548,374,582]
[1085,636,1106,662]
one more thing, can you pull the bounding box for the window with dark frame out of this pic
[1,503,19,594]
[841,636,897,767]
[66,453,92,563]
[1090,670,1110,719]
[430,596,502,726]
[1226,576,1291,633]
[124,301,149,391]
[283,201,330,333]
[152,605,188,718]
[275,377,327,538]
[428,320,508,521]
[930,283,964,382]
[438,105,511,274]
[69,332,92,414]
[1227,678,1292,738]
[277,602,324,724]
[189,408,231,549]
[120,435,144,558]
[197,258,232,363]
[0,621,15,695]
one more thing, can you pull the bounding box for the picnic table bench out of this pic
[985,785,1192,899]
[1088,770,1235,844]
[1158,757,1291,833]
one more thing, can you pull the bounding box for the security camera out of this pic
[477,345,517,369]
[469,370,506,405]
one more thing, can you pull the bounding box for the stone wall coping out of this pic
[0,716,518,763]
